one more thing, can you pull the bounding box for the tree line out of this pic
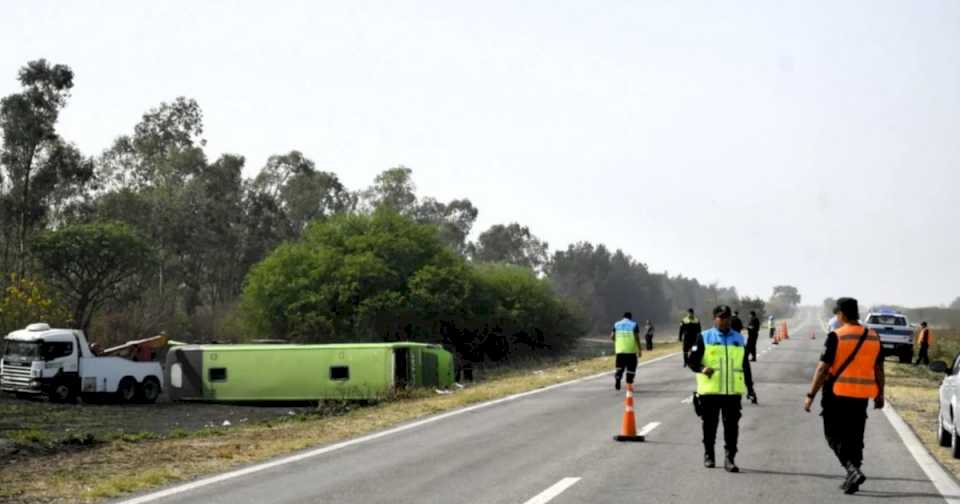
[1,59,788,360]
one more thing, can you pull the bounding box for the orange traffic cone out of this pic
[782,322,789,340]
[614,383,644,442]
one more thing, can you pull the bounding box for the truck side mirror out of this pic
[929,361,949,374]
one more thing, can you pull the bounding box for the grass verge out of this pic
[0,342,679,504]
[883,329,960,480]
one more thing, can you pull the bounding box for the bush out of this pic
[241,210,587,361]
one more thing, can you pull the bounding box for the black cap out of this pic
[833,297,859,321]
[687,308,694,313]
[713,305,732,318]
[623,311,633,319]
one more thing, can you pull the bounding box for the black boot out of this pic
[843,463,865,494]
[614,378,621,391]
[704,450,715,468]
[724,451,739,473]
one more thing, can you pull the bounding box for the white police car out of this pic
[863,308,914,363]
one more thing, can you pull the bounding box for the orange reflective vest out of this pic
[916,328,934,346]
[830,324,880,399]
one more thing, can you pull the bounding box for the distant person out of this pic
[827,307,842,332]
[914,322,933,366]
[768,315,776,339]
[689,305,756,472]
[611,312,642,391]
[804,297,884,495]
[644,320,655,351]
[679,309,702,367]
[731,311,744,333]
[746,311,761,362]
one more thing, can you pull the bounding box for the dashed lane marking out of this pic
[523,477,582,504]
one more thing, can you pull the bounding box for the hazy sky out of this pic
[3,1,958,308]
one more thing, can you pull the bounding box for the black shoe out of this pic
[704,452,715,468]
[615,379,621,391]
[724,454,739,473]
[843,464,866,494]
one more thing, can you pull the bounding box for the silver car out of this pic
[935,355,960,458]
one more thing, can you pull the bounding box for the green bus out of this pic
[165,342,454,401]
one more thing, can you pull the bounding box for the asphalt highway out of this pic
[117,317,958,504]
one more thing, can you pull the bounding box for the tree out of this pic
[414,197,478,254]
[253,151,353,235]
[0,59,94,276]
[822,297,837,318]
[470,223,549,272]
[738,297,766,321]
[31,222,153,330]
[768,285,802,318]
[360,166,417,213]
[950,297,960,311]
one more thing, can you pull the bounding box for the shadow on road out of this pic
[742,468,929,484]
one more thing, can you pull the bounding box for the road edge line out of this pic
[883,401,960,504]
[116,352,680,504]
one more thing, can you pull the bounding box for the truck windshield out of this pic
[868,315,907,326]
[3,341,40,360]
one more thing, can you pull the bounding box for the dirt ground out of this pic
[0,391,320,459]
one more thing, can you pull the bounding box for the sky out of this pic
[2,1,958,308]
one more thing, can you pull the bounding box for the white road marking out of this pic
[117,353,680,504]
[681,395,693,404]
[523,477,581,504]
[637,422,661,437]
[883,402,960,504]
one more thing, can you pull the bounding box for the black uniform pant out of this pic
[615,353,638,384]
[645,334,654,351]
[700,395,742,456]
[822,396,868,469]
[915,343,929,365]
[746,331,759,361]
[682,339,696,366]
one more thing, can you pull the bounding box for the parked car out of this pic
[933,356,960,457]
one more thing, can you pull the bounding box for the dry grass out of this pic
[0,343,679,504]
[884,329,960,480]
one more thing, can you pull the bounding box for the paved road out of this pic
[120,318,957,504]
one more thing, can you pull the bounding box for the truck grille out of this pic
[0,361,32,390]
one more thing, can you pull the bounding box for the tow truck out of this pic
[0,323,165,403]
[864,308,915,363]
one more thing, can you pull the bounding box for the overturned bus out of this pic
[165,342,454,401]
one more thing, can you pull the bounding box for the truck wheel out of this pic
[137,377,161,404]
[116,377,137,404]
[940,411,953,447]
[48,380,77,403]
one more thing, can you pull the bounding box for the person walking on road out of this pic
[689,305,756,472]
[914,321,933,366]
[644,320,655,351]
[679,309,702,367]
[611,312,642,391]
[731,311,744,333]
[746,311,760,362]
[768,315,776,339]
[804,297,884,495]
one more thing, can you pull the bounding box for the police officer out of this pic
[731,311,744,333]
[611,312,641,391]
[914,321,933,366]
[689,305,756,472]
[804,297,884,495]
[746,311,760,362]
[679,308,701,367]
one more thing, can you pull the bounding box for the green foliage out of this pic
[768,285,802,318]
[243,211,584,360]
[737,296,766,321]
[31,222,153,330]
[470,222,548,272]
[0,273,72,335]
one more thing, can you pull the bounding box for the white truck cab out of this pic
[0,323,162,403]
[863,308,915,363]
